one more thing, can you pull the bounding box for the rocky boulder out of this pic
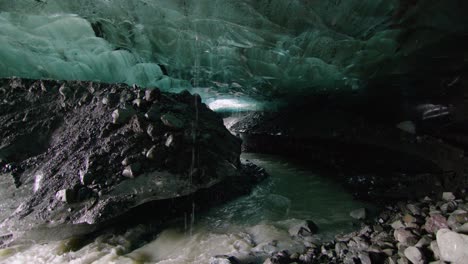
[0,78,258,244]
[436,229,468,264]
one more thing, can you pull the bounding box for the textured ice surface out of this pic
[0,0,466,100]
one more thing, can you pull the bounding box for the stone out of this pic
[268,250,291,264]
[112,107,136,124]
[397,257,410,264]
[144,88,161,102]
[335,242,348,257]
[415,236,432,248]
[146,145,157,160]
[359,225,373,236]
[122,163,141,178]
[429,240,441,260]
[121,157,131,166]
[145,105,161,122]
[452,210,468,224]
[209,255,240,264]
[132,98,143,108]
[290,252,299,260]
[252,242,278,255]
[102,93,119,107]
[403,214,417,224]
[373,224,384,232]
[448,210,468,228]
[350,208,367,220]
[392,220,406,230]
[442,192,456,201]
[407,204,421,215]
[387,256,398,264]
[383,248,396,256]
[424,214,448,234]
[436,229,468,264]
[160,113,184,129]
[440,201,457,214]
[404,246,424,264]
[56,189,74,203]
[456,222,468,234]
[0,78,247,243]
[79,170,93,186]
[352,236,370,251]
[147,124,158,140]
[287,219,319,237]
[405,223,420,230]
[59,84,71,99]
[394,229,418,246]
[358,252,372,264]
[130,116,145,133]
[165,134,175,147]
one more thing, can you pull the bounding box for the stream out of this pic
[0,153,376,264]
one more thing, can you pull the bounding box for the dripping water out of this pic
[186,5,201,236]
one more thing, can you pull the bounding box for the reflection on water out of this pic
[0,153,376,264]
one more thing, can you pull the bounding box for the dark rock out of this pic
[268,250,291,264]
[145,105,161,122]
[132,98,144,108]
[160,113,184,129]
[56,189,75,203]
[144,88,161,102]
[0,78,246,242]
[102,92,119,107]
[122,163,141,178]
[440,201,457,214]
[112,107,136,124]
[79,170,94,186]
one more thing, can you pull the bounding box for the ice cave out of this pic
[0,0,468,263]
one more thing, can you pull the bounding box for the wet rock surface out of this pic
[0,78,260,244]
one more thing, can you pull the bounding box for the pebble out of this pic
[404,246,424,264]
[442,192,456,202]
[394,229,417,246]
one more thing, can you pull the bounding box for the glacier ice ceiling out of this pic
[0,0,467,102]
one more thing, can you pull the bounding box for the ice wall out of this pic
[0,0,466,99]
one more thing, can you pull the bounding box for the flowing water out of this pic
[0,153,375,264]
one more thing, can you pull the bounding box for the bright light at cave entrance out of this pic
[208,99,255,111]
